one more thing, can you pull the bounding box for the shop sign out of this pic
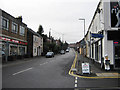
[82,63,90,74]
[114,41,119,44]
[0,36,27,45]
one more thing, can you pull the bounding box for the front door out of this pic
[114,41,120,69]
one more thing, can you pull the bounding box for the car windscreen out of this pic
[47,52,53,55]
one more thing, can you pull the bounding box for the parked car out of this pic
[46,52,54,58]
[60,50,65,54]
[66,49,69,52]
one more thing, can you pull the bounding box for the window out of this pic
[12,22,18,34]
[10,45,18,55]
[19,46,25,55]
[20,26,25,36]
[2,17,9,30]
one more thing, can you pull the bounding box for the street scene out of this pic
[2,49,120,90]
[0,0,120,90]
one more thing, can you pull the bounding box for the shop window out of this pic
[92,44,94,59]
[95,42,98,61]
[2,17,9,30]
[12,22,18,34]
[10,45,18,55]
[19,47,25,55]
[20,26,25,36]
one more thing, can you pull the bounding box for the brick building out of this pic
[0,9,27,61]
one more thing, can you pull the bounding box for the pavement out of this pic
[69,51,120,79]
[2,56,41,68]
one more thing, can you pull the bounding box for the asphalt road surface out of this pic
[3,49,75,88]
[2,49,120,90]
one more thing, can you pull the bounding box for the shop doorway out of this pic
[114,41,120,69]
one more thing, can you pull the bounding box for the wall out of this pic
[0,9,2,90]
[33,35,42,56]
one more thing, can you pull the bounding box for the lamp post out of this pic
[76,18,85,74]
[79,18,85,56]
[79,18,85,38]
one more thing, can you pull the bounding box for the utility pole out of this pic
[49,28,51,39]
[79,18,85,56]
[62,34,64,43]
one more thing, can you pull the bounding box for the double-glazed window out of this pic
[12,22,18,34]
[20,26,25,36]
[2,17,9,30]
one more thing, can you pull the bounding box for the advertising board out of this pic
[82,63,90,74]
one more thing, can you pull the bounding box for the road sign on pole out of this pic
[91,33,104,38]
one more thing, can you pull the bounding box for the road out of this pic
[76,77,119,89]
[2,49,120,90]
[3,49,75,88]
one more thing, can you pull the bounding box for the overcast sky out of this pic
[0,0,100,43]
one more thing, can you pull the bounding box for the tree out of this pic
[37,25,44,35]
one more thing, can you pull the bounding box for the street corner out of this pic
[76,72,97,77]
[73,71,98,79]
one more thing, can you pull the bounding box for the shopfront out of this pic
[107,30,120,69]
[0,36,27,60]
[114,41,120,69]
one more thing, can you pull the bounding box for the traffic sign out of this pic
[91,33,104,38]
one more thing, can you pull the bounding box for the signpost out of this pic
[82,63,90,74]
[91,33,104,38]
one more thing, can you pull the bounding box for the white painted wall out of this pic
[33,35,42,56]
[103,0,111,30]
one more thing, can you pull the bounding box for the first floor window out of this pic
[2,17,9,30]
[12,22,18,34]
[20,26,25,36]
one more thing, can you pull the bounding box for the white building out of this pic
[86,0,120,70]
[33,34,43,57]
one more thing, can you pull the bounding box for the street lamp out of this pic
[79,18,85,57]
[78,18,85,37]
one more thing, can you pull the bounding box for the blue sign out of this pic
[91,33,104,38]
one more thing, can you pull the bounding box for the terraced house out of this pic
[84,0,120,70]
[0,9,27,61]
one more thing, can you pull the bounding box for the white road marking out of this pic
[40,64,43,65]
[74,77,78,88]
[12,68,33,75]
[75,77,78,80]
[39,60,55,66]
[75,84,77,88]
[75,80,77,83]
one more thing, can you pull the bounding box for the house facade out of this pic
[27,28,43,57]
[0,9,27,61]
[33,34,43,56]
[85,0,120,70]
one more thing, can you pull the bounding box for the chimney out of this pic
[16,16,22,22]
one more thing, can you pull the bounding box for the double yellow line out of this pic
[69,52,120,79]
[69,52,77,75]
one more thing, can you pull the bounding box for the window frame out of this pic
[12,22,18,34]
[20,26,25,36]
[1,16,9,30]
